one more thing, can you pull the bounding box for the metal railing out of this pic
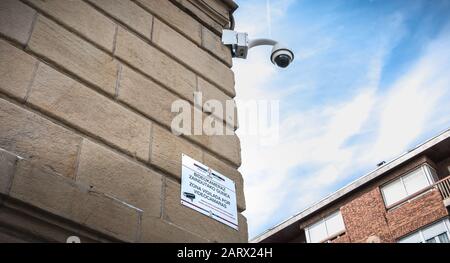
[436,175,450,200]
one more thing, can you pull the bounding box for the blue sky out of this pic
[232,0,450,239]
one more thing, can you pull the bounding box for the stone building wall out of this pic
[0,0,246,243]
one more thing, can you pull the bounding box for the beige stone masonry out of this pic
[118,65,236,134]
[149,124,245,211]
[172,0,223,35]
[0,0,244,243]
[25,0,116,52]
[152,18,235,97]
[201,26,233,67]
[136,0,202,45]
[118,65,180,128]
[115,26,196,102]
[170,0,232,36]
[86,0,153,40]
[0,199,115,242]
[10,159,141,242]
[0,148,17,195]
[27,16,118,96]
[197,76,238,128]
[76,139,162,218]
[0,39,37,101]
[27,63,151,161]
[0,0,36,45]
[189,127,241,167]
[150,125,203,178]
[0,98,82,179]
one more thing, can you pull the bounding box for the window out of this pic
[305,211,345,243]
[381,164,436,208]
[398,219,450,243]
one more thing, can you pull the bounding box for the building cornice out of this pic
[170,0,238,35]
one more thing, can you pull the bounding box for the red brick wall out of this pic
[341,188,393,243]
[386,189,448,239]
[340,186,448,243]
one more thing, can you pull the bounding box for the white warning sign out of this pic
[180,154,238,230]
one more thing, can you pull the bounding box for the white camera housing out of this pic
[222,30,294,68]
[270,43,294,68]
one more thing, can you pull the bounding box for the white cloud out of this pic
[232,1,450,239]
[239,86,377,233]
[235,0,296,36]
[366,33,450,162]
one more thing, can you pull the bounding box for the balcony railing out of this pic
[436,175,450,200]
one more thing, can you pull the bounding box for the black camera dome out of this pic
[274,54,291,68]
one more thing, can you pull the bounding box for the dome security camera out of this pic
[222,30,294,68]
[270,43,294,68]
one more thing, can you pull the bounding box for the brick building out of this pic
[252,129,450,243]
[0,0,247,242]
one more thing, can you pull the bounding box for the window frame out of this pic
[305,210,346,243]
[398,218,450,243]
[380,163,436,209]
